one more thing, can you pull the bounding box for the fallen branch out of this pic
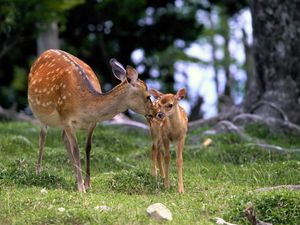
[245,204,273,225]
[233,113,300,136]
[249,100,289,122]
[215,217,237,225]
[204,120,253,141]
[246,143,300,153]
[188,107,243,131]
[254,185,300,193]
[102,113,149,130]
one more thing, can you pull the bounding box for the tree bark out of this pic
[244,0,300,124]
[37,22,60,55]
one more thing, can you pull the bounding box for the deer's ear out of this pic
[176,88,186,100]
[126,66,138,86]
[150,88,163,99]
[110,58,126,81]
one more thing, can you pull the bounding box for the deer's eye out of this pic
[167,103,173,108]
[146,95,151,101]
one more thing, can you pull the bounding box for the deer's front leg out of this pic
[157,140,165,178]
[64,125,85,193]
[151,143,158,177]
[36,124,47,174]
[84,124,96,189]
[163,138,171,189]
[176,136,185,193]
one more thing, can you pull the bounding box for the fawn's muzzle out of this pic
[157,112,165,119]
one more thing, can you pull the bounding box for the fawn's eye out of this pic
[146,95,151,101]
[167,103,173,108]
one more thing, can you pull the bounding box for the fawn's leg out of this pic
[36,124,47,174]
[157,140,165,178]
[84,124,96,189]
[64,124,85,193]
[163,138,171,188]
[176,136,185,193]
[151,143,158,177]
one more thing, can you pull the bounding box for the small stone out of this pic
[40,188,48,194]
[58,207,65,212]
[146,203,172,221]
[202,138,213,147]
[94,205,112,212]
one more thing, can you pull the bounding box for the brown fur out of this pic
[148,88,188,193]
[28,49,153,192]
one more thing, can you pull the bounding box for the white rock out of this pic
[215,217,237,225]
[94,205,112,212]
[146,203,172,221]
[58,207,65,212]
[40,188,48,194]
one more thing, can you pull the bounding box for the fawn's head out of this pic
[110,59,153,117]
[149,88,186,119]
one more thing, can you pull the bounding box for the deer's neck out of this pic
[85,81,130,122]
[168,105,184,128]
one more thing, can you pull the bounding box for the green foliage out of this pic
[225,190,300,224]
[0,0,84,109]
[108,169,163,195]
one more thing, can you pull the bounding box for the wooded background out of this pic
[1,0,299,127]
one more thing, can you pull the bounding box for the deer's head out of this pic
[110,59,153,117]
[149,88,186,119]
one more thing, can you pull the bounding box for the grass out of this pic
[0,121,299,224]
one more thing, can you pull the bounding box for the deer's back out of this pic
[28,49,101,126]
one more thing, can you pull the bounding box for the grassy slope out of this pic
[0,121,299,224]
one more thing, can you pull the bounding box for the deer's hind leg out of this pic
[84,124,96,189]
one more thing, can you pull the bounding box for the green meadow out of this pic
[0,121,299,224]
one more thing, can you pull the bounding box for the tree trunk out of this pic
[242,28,254,96]
[208,13,219,111]
[189,95,203,121]
[37,22,60,55]
[244,0,300,124]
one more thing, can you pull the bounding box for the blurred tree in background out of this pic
[0,0,84,109]
[0,0,248,120]
[244,0,300,124]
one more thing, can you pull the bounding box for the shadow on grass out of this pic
[0,159,73,190]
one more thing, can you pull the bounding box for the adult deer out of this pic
[148,88,188,193]
[28,49,153,192]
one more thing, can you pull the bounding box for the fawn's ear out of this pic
[110,58,126,81]
[126,66,138,86]
[149,88,163,99]
[176,88,186,100]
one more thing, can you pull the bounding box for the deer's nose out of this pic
[157,112,165,119]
